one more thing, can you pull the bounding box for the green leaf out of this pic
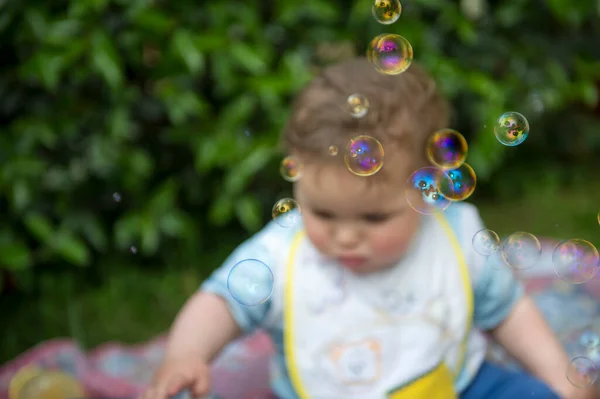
[109,106,132,140]
[114,213,142,250]
[45,19,82,46]
[148,180,177,216]
[11,180,32,213]
[224,146,275,195]
[209,195,235,226]
[90,31,123,89]
[140,214,160,254]
[159,211,188,237]
[24,212,55,243]
[579,81,599,108]
[172,29,205,75]
[51,232,90,266]
[78,214,108,252]
[235,195,262,232]
[130,8,175,33]
[230,43,268,75]
[0,241,32,270]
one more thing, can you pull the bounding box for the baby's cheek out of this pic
[304,217,330,254]
[371,226,412,258]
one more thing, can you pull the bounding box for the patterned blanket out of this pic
[1,253,599,398]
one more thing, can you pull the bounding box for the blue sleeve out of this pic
[199,228,276,335]
[473,252,525,330]
[448,203,525,331]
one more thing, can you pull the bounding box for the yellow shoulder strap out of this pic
[433,212,474,377]
[284,230,310,399]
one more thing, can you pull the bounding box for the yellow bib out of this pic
[283,213,473,399]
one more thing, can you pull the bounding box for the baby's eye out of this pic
[363,213,389,223]
[313,210,334,220]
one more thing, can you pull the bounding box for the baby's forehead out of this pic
[297,158,413,208]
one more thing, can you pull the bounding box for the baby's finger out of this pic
[191,374,210,397]
[166,373,188,396]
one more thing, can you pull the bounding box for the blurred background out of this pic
[0,0,599,364]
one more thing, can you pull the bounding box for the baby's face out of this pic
[294,156,422,274]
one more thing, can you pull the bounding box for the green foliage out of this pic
[0,0,598,292]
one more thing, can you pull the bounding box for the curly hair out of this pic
[281,57,450,171]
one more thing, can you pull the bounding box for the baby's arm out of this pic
[163,291,241,363]
[491,295,597,399]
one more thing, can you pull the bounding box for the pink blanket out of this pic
[2,264,599,398]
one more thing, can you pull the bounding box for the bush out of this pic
[0,0,598,292]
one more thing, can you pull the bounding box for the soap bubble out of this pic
[372,0,402,25]
[328,145,338,156]
[227,259,274,306]
[347,93,369,118]
[344,135,384,176]
[367,34,413,75]
[13,369,84,399]
[566,356,598,388]
[501,232,542,270]
[426,129,468,169]
[405,167,453,215]
[272,198,301,228]
[494,112,529,146]
[280,156,303,182]
[552,239,599,284]
[113,192,121,202]
[439,163,477,201]
[486,249,510,271]
[472,229,500,256]
[130,246,137,254]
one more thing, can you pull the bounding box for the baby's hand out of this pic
[558,384,598,399]
[139,357,211,399]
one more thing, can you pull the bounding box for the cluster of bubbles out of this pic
[565,328,600,388]
[473,231,542,271]
[405,129,476,215]
[472,228,599,284]
[368,1,412,76]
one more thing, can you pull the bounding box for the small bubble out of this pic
[439,163,477,201]
[472,229,500,256]
[372,0,402,25]
[14,369,84,399]
[113,192,121,202]
[426,129,468,169]
[344,135,384,176]
[227,259,274,306]
[367,34,413,75]
[347,94,370,118]
[272,198,301,228]
[405,167,452,215]
[328,145,338,156]
[130,246,137,254]
[566,356,598,388]
[501,232,542,270]
[280,156,303,182]
[552,239,599,284]
[494,112,529,146]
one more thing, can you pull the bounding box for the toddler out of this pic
[142,58,597,399]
